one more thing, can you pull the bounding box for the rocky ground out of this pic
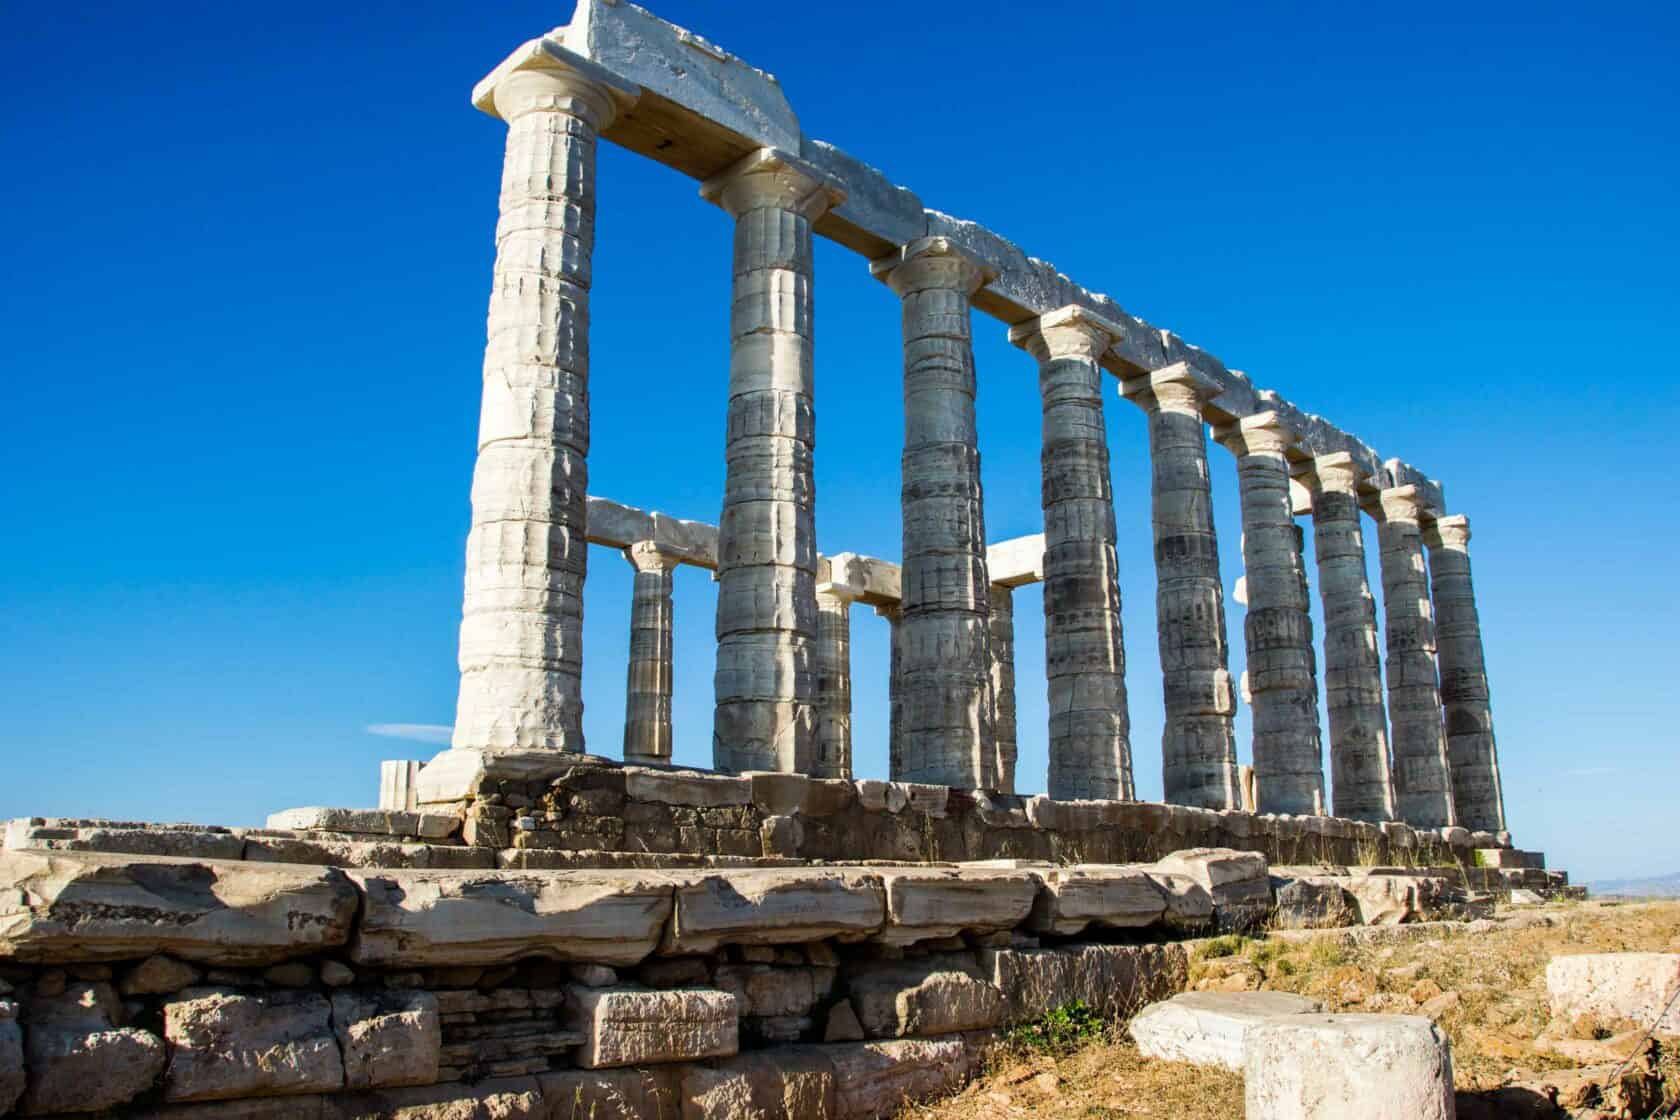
[905,900,1680,1119]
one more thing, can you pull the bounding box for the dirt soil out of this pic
[903,900,1680,1120]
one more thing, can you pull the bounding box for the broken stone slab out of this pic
[982,942,1190,1024]
[0,850,358,965]
[874,868,1040,946]
[330,989,441,1090]
[1546,953,1680,1033]
[1144,868,1217,931]
[162,987,344,1102]
[1244,1014,1455,1120]
[1028,866,1168,936]
[1130,991,1324,1071]
[6,826,247,861]
[19,982,167,1115]
[243,836,495,870]
[1343,871,1454,925]
[1152,848,1272,932]
[827,1036,980,1119]
[264,807,459,840]
[566,986,738,1069]
[847,955,1006,1038]
[624,767,751,808]
[680,1046,837,1120]
[348,869,674,968]
[663,869,884,955]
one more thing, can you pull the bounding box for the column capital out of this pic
[623,539,682,574]
[1374,484,1432,523]
[1292,451,1373,496]
[700,147,846,220]
[1119,360,1224,416]
[472,36,640,128]
[1212,410,1299,457]
[1006,304,1126,363]
[1423,514,1471,550]
[869,235,995,298]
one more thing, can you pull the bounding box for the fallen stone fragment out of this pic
[663,869,884,954]
[331,989,440,1090]
[20,982,166,1114]
[847,956,1006,1038]
[1130,990,1323,1070]
[1244,1013,1454,1120]
[163,987,344,1102]
[1152,848,1272,933]
[1546,952,1680,1033]
[566,986,738,1068]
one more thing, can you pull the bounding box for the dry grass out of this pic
[904,900,1680,1119]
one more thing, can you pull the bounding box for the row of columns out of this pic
[454,48,1505,833]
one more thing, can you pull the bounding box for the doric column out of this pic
[988,585,1019,795]
[701,149,844,775]
[621,541,679,767]
[1120,362,1240,809]
[1296,455,1396,822]
[812,580,858,780]
[1010,306,1134,801]
[1213,412,1326,815]
[873,602,905,779]
[871,237,996,789]
[453,42,636,753]
[1373,485,1456,827]
[1423,515,1506,831]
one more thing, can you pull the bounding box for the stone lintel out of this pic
[1211,410,1299,457]
[987,535,1046,589]
[585,496,717,569]
[869,235,996,295]
[699,146,846,219]
[1006,304,1127,359]
[1119,361,1225,414]
[1422,514,1471,550]
[818,552,900,607]
[471,35,640,123]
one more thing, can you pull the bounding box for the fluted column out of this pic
[1009,307,1133,801]
[1121,363,1240,809]
[1424,515,1505,831]
[871,237,996,789]
[453,43,636,753]
[1296,454,1396,822]
[812,580,858,780]
[988,585,1019,795]
[1214,412,1326,815]
[622,541,679,766]
[702,149,844,775]
[1373,485,1456,827]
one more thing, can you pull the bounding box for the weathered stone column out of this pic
[812,580,858,780]
[1423,515,1506,832]
[1214,412,1326,815]
[621,542,679,767]
[871,237,996,789]
[1373,485,1456,827]
[988,585,1019,795]
[873,602,904,779]
[1296,455,1396,822]
[453,42,636,753]
[1009,306,1134,801]
[701,149,844,775]
[1121,362,1240,809]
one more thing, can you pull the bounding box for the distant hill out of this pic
[1587,871,1680,899]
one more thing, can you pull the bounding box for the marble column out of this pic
[701,149,843,775]
[812,580,858,780]
[1296,454,1396,822]
[622,542,678,766]
[1009,305,1133,801]
[988,585,1019,795]
[453,44,636,753]
[1214,412,1326,815]
[874,602,905,780]
[1120,362,1240,810]
[871,237,996,789]
[1424,515,1506,832]
[1373,485,1457,827]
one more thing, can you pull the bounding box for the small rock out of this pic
[571,963,618,988]
[1032,1071,1060,1096]
[263,962,315,988]
[823,999,865,1042]
[1409,979,1444,1004]
[121,955,202,997]
[1419,991,1460,1020]
[320,961,356,988]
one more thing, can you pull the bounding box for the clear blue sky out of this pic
[3,2,1675,884]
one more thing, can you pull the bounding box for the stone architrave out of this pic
[813,580,859,780]
[1214,412,1326,815]
[987,585,1019,795]
[1372,485,1456,827]
[1423,515,1506,832]
[622,541,680,767]
[702,148,845,775]
[871,237,998,789]
[1121,363,1240,810]
[1010,305,1134,801]
[452,41,638,754]
[1296,454,1396,822]
[873,602,905,779]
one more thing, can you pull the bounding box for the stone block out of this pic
[625,768,751,808]
[1472,847,1544,869]
[326,1076,545,1119]
[664,870,884,954]
[0,1001,20,1116]
[1152,848,1272,932]
[982,942,1189,1024]
[680,1047,837,1120]
[846,956,1005,1038]
[714,964,833,1018]
[854,780,906,814]
[1270,875,1357,930]
[348,869,673,967]
[535,1068,682,1120]
[121,954,203,996]
[19,983,166,1114]
[1144,869,1216,931]
[162,987,344,1102]
[264,807,458,840]
[1546,953,1680,1033]
[1244,1014,1454,1120]
[243,836,495,870]
[1130,991,1323,1071]
[875,868,1039,945]
[826,1036,975,1119]
[567,986,738,1069]
[330,989,440,1090]
[0,850,357,965]
[1345,872,1428,925]
[1028,866,1167,936]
